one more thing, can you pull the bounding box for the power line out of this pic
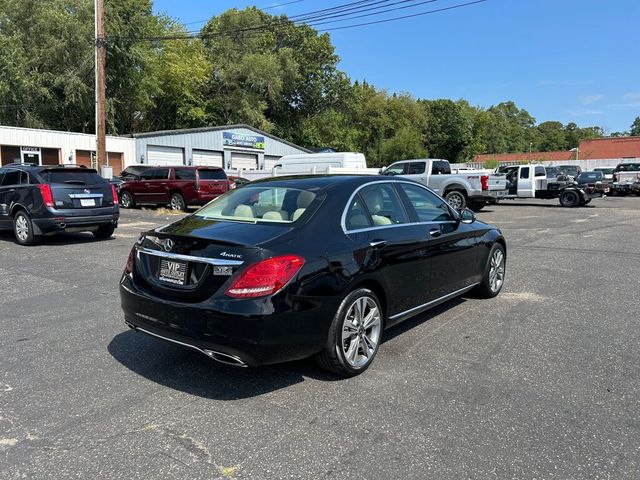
[116,0,486,42]
[183,0,309,26]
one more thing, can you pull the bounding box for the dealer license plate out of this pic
[80,198,95,207]
[158,259,187,285]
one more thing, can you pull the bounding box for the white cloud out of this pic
[623,93,640,100]
[567,109,604,116]
[579,94,604,105]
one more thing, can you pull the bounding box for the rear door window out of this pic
[406,162,426,174]
[174,168,196,180]
[359,183,409,226]
[431,161,451,175]
[535,166,546,177]
[198,169,227,180]
[520,167,530,179]
[39,169,105,185]
[345,195,372,230]
[140,168,169,180]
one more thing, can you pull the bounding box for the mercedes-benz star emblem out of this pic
[84,189,90,194]
[163,238,174,252]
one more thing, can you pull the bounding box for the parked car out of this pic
[0,163,119,245]
[119,164,153,181]
[381,159,508,211]
[593,167,614,182]
[120,175,507,376]
[611,163,640,195]
[556,165,582,180]
[119,166,235,211]
[575,171,604,186]
[228,176,250,187]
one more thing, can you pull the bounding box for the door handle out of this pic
[369,239,388,249]
[429,227,442,238]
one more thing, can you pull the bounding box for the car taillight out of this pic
[111,184,119,205]
[38,184,55,208]
[229,181,236,190]
[481,175,489,190]
[124,246,136,275]
[225,255,305,299]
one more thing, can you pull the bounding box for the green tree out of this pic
[379,126,426,166]
[536,121,567,151]
[631,116,640,136]
[420,99,472,161]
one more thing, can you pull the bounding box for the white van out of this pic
[274,152,367,172]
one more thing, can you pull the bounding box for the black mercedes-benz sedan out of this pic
[120,175,506,376]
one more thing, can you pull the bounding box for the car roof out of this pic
[246,174,414,190]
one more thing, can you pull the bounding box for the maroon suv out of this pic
[119,166,235,211]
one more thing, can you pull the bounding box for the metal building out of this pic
[130,124,310,170]
[0,125,135,172]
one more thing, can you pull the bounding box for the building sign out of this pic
[20,146,41,165]
[223,131,265,150]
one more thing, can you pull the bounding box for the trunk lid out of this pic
[487,173,508,191]
[197,168,230,196]
[135,216,293,302]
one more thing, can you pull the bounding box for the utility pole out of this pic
[94,0,106,171]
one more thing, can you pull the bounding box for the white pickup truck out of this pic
[380,159,508,211]
[612,162,640,195]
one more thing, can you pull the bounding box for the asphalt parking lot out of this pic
[1,197,639,479]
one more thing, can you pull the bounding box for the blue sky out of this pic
[153,0,640,132]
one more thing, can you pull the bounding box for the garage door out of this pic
[147,145,184,166]
[107,152,123,174]
[75,150,92,168]
[193,149,223,167]
[264,155,280,170]
[230,152,258,170]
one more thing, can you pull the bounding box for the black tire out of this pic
[93,224,115,239]
[583,199,592,205]
[316,288,384,377]
[559,190,580,207]
[169,193,186,211]
[13,210,41,246]
[444,190,467,210]
[468,201,486,212]
[474,243,506,299]
[120,191,135,208]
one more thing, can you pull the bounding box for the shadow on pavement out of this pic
[0,230,115,246]
[108,329,342,400]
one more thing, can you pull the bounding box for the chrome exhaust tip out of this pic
[203,349,248,367]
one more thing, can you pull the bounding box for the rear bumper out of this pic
[119,275,335,367]
[33,210,119,234]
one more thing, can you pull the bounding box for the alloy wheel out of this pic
[489,249,505,293]
[15,215,29,242]
[340,296,382,368]
[170,194,184,211]
[121,192,132,208]
[446,192,464,210]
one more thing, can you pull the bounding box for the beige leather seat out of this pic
[262,210,288,221]
[234,204,255,218]
[292,191,315,221]
[362,189,392,225]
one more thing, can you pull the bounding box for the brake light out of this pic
[38,184,55,208]
[111,184,119,205]
[229,181,236,190]
[481,175,489,190]
[225,255,305,298]
[124,246,135,275]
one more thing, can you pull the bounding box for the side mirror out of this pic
[460,208,476,224]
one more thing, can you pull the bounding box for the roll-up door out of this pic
[75,150,92,168]
[147,145,184,166]
[193,149,224,167]
[230,152,258,170]
[107,152,123,173]
[264,155,280,170]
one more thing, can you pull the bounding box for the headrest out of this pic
[296,191,315,208]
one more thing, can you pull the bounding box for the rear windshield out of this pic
[195,186,317,223]
[40,169,105,185]
[198,169,227,180]
[616,163,640,172]
[578,172,602,181]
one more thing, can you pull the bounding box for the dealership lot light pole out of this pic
[94,0,106,171]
